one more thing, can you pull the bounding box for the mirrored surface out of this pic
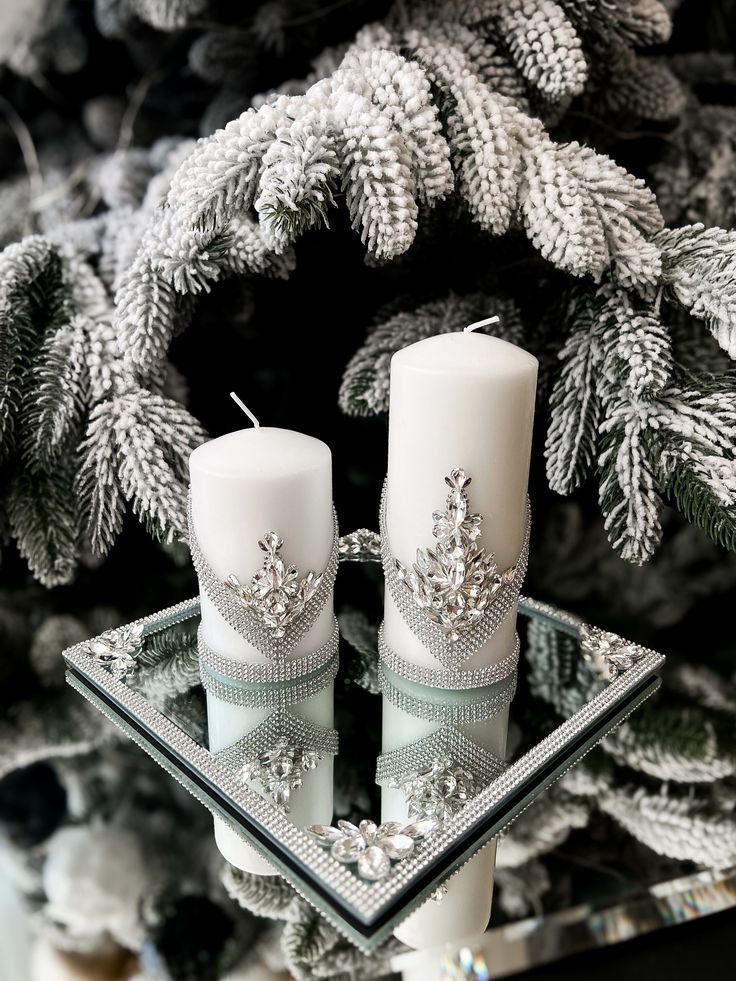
[63,596,664,950]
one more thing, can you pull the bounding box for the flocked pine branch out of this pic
[656,224,736,357]
[116,0,668,375]
[1,0,734,581]
[603,704,736,783]
[546,279,736,562]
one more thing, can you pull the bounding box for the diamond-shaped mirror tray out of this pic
[63,595,664,951]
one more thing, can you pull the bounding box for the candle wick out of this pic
[464,316,500,333]
[229,392,260,429]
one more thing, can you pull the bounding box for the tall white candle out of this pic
[384,331,537,675]
[383,329,536,946]
[189,415,335,872]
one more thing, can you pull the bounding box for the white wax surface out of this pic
[393,842,497,949]
[189,426,335,871]
[381,693,508,948]
[189,427,334,661]
[209,685,335,875]
[385,332,537,673]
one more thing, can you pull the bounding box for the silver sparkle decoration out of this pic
[395,758,481,823]
[244,740,321,812]
[307,819,437,881]
[579,624,648,680]
[198,625,338,708]
[62,594,665,947]
[338,528,382,562]
[380,474,530,669]
[377,726,506,825]
[188,493,339,660]
[225,532,324,640]
[214,708,338,813]
[83,625,144,680]
[395,470,503,643]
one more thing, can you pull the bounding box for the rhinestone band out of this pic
[377,625,520,690]
[378,663,517,724]
[376,725,507,789]
[188,492,339,660]
[380,475,530,668]
[200,657,338,708]
[214,708,338,812]
[213,708,339,770]
[198,623,339,684]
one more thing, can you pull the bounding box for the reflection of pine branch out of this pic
[134,629,199,703]
[603,705,736,783]
[337,607,380,693]
[222,865,301,922]
[600,785,736,868]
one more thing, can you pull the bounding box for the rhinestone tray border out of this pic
[63,595,665,950]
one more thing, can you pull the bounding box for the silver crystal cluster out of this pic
[338,528,382,562]
[307,818,436,881]
[244,740,321,812]
[393,757,481,823]
[84,625,144,680]
[188,495,339,660]
[226,532,324,640]
[580,624,648,680]
[395,470,505,644]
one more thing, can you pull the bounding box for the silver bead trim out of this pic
[198,622,339,683]
[188,492,339,660]
[214,707,338,769]
[376,725,507,788]
[380,475,530,667]
[378,664,517,724]
[200,655,338,708]
[63,594,665,949]
[377,625,520,690]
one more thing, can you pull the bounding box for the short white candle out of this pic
[189,408,335,872]
[384,330,537,674]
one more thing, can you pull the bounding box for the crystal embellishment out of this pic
[393,757,481,823]
[244,740,321,813]
[214,708,338,813]
[84,625,144,680]
[580,624,648,680]
[226,532,324,640]
[338,528,382,562]
[307,819,437,881]
[394,470,507,644]
[381,472,530,670]
[188,493,339,660]
[376,725,507,826]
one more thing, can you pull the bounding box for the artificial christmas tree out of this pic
[1,1,735,977]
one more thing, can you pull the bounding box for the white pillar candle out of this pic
[383,328,536,946]
[189,414,335,872]
[384,330,537,675]
[381,694,509,948]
